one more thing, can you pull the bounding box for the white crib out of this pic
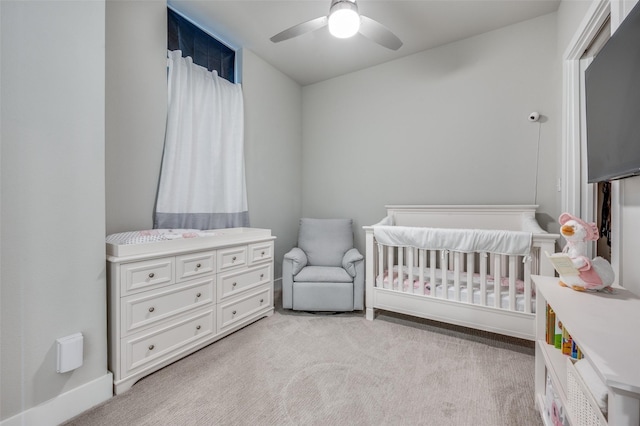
[363,205,559,340]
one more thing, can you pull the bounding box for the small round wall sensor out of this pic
[528,112,540,122]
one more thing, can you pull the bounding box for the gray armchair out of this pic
[282,218,364,312]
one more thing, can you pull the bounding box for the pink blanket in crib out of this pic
[376,269,529,294]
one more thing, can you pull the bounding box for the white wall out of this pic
[241,49,303,281]
[557,0,594,53]
[302,13,560,251]
[621,177,640,294]
[106,1,168,235]
[1,1,111,423]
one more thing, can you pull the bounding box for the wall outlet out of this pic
[56,333,83,373]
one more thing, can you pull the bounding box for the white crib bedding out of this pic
[372,218,533,257]
[376,267,536,313]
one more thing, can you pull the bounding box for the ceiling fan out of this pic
[270,0,403,51]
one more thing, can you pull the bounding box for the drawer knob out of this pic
[232,310,237,315]
[261,251,265,256]
[260,274,264,279]
[260,299,264,303]
[196,263,201,268]
[148,272,155,278]
[148,307,155,313]
[196,325,201,330]
[232,282,237,287]
[232,256,237,262]
[148,344,155,350]
[196,292,201,298]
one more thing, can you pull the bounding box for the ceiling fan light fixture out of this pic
[328,1,360,39]
[270,0,402,50]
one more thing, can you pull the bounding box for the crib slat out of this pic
[524,257,532,313]
[429,250,437,298]
[387,245,394,290]
[407,248,414,294]
[442,251,449,299]
[454,252,461,301]
[467,254,474,304]
[480,252,488,306]
[531,246,540,275]
[415,248,421,293]
[494,255,501,309]
[419,249,426,296]
[377,243,383,288]
[509,255,517,311]
[398,248,404,293]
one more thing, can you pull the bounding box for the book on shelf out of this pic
[545,302,584,359]
[571,339,580,359]
[562,327,572,355]
[545,304,556,345]
[545,251,580,276]
[554,317,563,349]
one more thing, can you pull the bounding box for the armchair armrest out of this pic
[282,247,308,310]
[284,247,308,276]
[342,248,364,277]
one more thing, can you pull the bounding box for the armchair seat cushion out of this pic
[292,282,354,311]
[293,266,352,283]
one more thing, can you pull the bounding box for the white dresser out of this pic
[106,228,276,395]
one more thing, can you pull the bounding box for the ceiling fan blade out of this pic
[270,16,329,43]
[359,15,402,50]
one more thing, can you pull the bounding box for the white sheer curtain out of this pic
[154,50,249,230]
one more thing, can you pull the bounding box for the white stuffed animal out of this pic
[557,212,614,292]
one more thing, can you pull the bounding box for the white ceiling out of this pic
[168,0,561,86]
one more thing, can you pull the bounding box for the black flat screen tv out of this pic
[585,1,640,183]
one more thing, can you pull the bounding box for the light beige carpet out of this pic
[64,301,542,425]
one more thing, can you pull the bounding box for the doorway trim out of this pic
[561,0,619,281]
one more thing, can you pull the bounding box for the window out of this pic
[168,8,235,83]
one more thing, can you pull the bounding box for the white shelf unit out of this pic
[534,275,640,425]
[106,228,276,395]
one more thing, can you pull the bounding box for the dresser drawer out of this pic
[121,258,174,295]
[217,246,247,271]
[217,286,271,333]
[248,242,273,264]
[176,251,215,281]
[123,308,214,377]
[218,263,271,301]
[122,277,215,336]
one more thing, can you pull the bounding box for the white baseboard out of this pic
[1,372,113,426]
